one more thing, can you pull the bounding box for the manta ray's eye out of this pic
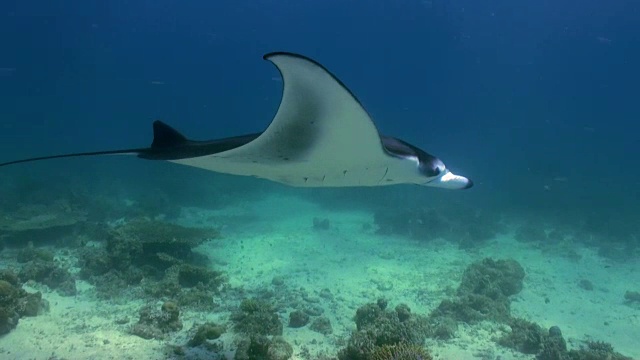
[420,159,445,177]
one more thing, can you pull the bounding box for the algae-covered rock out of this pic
[498,317,546,354]
[457,258,525,299]
[310,316,333,335]
[337,330,376,360]
[0,200,87,246]
[533,327,632,360]
[187,322,225,347]
[623,290,640,304]
[424,258,526,343]
[19,259,76,296]
[103,218,218,273]
[0,270,20,287]
[78,218,224,304]
[234,336,268,360]
[267,337,293,360]
[428,315,457,340]
[113,218,219,263]
[144,263,225,309]
[131,301,183,340]
[16,245,54,263]
[0,273,48,335]
[566,340,633,360]
[0,306,19,335]
[429,258,525,326]
[234,336,293,360]
[232,299,283,336]
[354,303,385,330]
[536,326,568,360]
[430,293,512,324]
[288,310,309,328]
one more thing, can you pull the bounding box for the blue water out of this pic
[1,1,640,358]
[2,0,638,214]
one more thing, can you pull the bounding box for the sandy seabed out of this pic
[1,194,638,360]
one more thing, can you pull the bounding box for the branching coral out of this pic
[371,343,432,360]
[338,301,431,360]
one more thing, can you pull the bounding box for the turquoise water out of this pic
[1,1,639,359]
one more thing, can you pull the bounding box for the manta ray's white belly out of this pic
[171,154,420,187]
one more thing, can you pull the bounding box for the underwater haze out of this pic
[1,1,639,359]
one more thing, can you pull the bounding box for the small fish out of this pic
[0,68,16,76]
[150,81,165,85]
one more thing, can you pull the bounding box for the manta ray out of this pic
[0,52,472,189]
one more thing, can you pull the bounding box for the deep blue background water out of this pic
[1,0,638,218]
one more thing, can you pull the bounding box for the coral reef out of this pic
[565,341,633,360]
[17,245,77,296]
[16,245,54,263]
[374,206,502,248]
[533,326,632,360]
[536,326,568,360]
[144,263,225,308]
[371,342,432,360]
[234,336,293,360]
[0,270,49,335]
[309,316,333,335]
[231,299,283,336]
[496,322,633,360]
[498,317,546,354]
[337,300,430,360]
[429,258,525,327]
[457,258,525,298]
[288,309,310,328]
[187,322,226,347]
[130,301,183,340]
[77,218,224,306]
[108,218,219,268]
[0,200,87,246]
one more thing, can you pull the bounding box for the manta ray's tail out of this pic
[0,125,161,168]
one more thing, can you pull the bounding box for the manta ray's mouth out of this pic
[424,170,473,189]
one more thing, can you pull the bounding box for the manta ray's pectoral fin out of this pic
[172,52,394,186]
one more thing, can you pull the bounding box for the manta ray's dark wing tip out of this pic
[263,52,332,74]
[263,51,299,61]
